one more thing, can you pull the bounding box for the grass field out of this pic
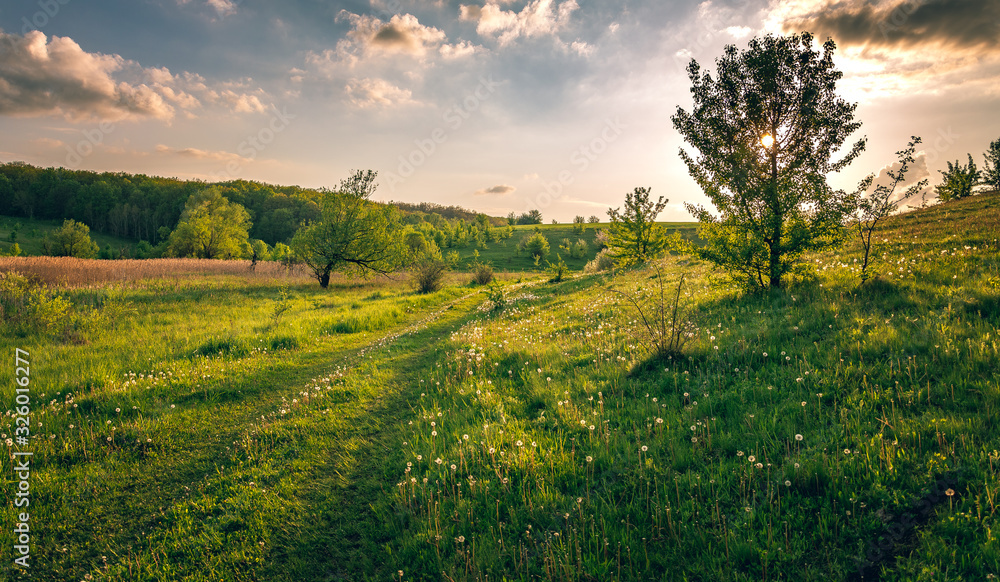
[0,194,998,581]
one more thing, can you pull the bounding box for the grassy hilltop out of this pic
[0,193,998,581]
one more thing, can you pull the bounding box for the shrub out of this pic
[518,232,550,259]
[413,260,447,294]
[471,261,494,285]
[0,271,72,335]
[484,280,507,311]
[43,219,99,258]
[547,254,568,282]
[584,248,616,273]
[613,267,695,359]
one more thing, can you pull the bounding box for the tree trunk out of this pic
[319,270,331,289]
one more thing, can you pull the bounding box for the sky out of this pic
[0,0,998,222]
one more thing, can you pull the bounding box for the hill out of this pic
[0,193,997,581]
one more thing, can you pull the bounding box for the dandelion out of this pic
[755,463,763,469]
[691,437,698,443]
[463,434,469,440]
[450,464,457,470]
[748,455,756,463]
[435,458,443,465]
[794,463,800,469]
[586,456,593,463]
[801,402,807,407]
[431,431,437,436]
[945,488,955,497]
[457,535,465,543]
[784,480,791,486]
[656,418,663,424]
[795,434,803,441]
[516,440,523,447]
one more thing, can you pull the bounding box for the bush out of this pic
[518,232,550,259]
[471,261,494,285]
[413,260,447,294]
[0,271,72,335]
[484,280,507,311]
[584,248,616,273]
[547,254,568,282]
[613,267,695,359]
[43,219,99,258]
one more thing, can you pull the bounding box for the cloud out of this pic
[469,0,580,47]
[474,184,516,196]
[344,78,418,108]
[155,144,248,162]
[206,0,238,17]
[0,31,174,121]
[340,12,447,58]
[0,31,273,122]
[763,0,1000,100]
[777,0,1000,52]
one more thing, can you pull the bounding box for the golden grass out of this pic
[0,257,314,287]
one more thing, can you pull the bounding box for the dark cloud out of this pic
[475,184,516,195]
[783,0,1000,52]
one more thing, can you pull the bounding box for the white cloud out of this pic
[344,78,419,109]
[0,31,273,122]
[155,144,248,162]
[469,0,580,47]
[206,0,238,17]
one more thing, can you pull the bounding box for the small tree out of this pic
[606,187,667,267]
[672,32,866,289]
[291,170,407,288]
[44,219,99,258]
[935,154,981,202]
[572,215,586,234]
[981,138,1000,192]
[587,215,601,224]
[518,232,550,259]
[167,188,251,259]
[851,137,928,285]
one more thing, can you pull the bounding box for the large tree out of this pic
[291,170,407,288]
[935,154,981,202]
[167,188,251,259]
[671,32,866,289]
[44,219,99,258]
[605,187,668,267]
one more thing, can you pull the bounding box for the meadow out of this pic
[0,194,998,581]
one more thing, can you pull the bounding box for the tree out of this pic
[606,187,668,266]
[518,232,550,259]
[671,32,866,289]
[981,138,1000,192]
[587,215,601,224]
[44,219,99,258]
[572,215,586,235]
[935,154,981,202]
[515,209,543,225]
[167,188,251,259]
[851,137,928,285]
[291,170,407,288]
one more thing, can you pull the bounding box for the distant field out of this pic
[0,216,138,257]
[453,221,699,272]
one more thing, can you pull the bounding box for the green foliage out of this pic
[291,170,408,288]
[0,271,72,334]
[672,32,865,289]
[412,259,447,294]
[851,137,928,285]
[471,260,494,285]
[167,188,251,259]
[483,279,507,310]
[43,219,100,258]
[446,250,461,268]
[613,267,694,358]
[3,242,20,257]
[584,247,616,273]
[546,253,568,282]
[606,186,668,266]
[983,138,1000,192]
[936,154,982,202]
[513,209,543,225]
[572,215,585,235]
[271,285,293,326]
[518,231,550,259]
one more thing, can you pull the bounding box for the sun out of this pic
[761,134,774,147]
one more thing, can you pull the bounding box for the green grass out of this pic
[0,194,998,581]
[0,215,138,257]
